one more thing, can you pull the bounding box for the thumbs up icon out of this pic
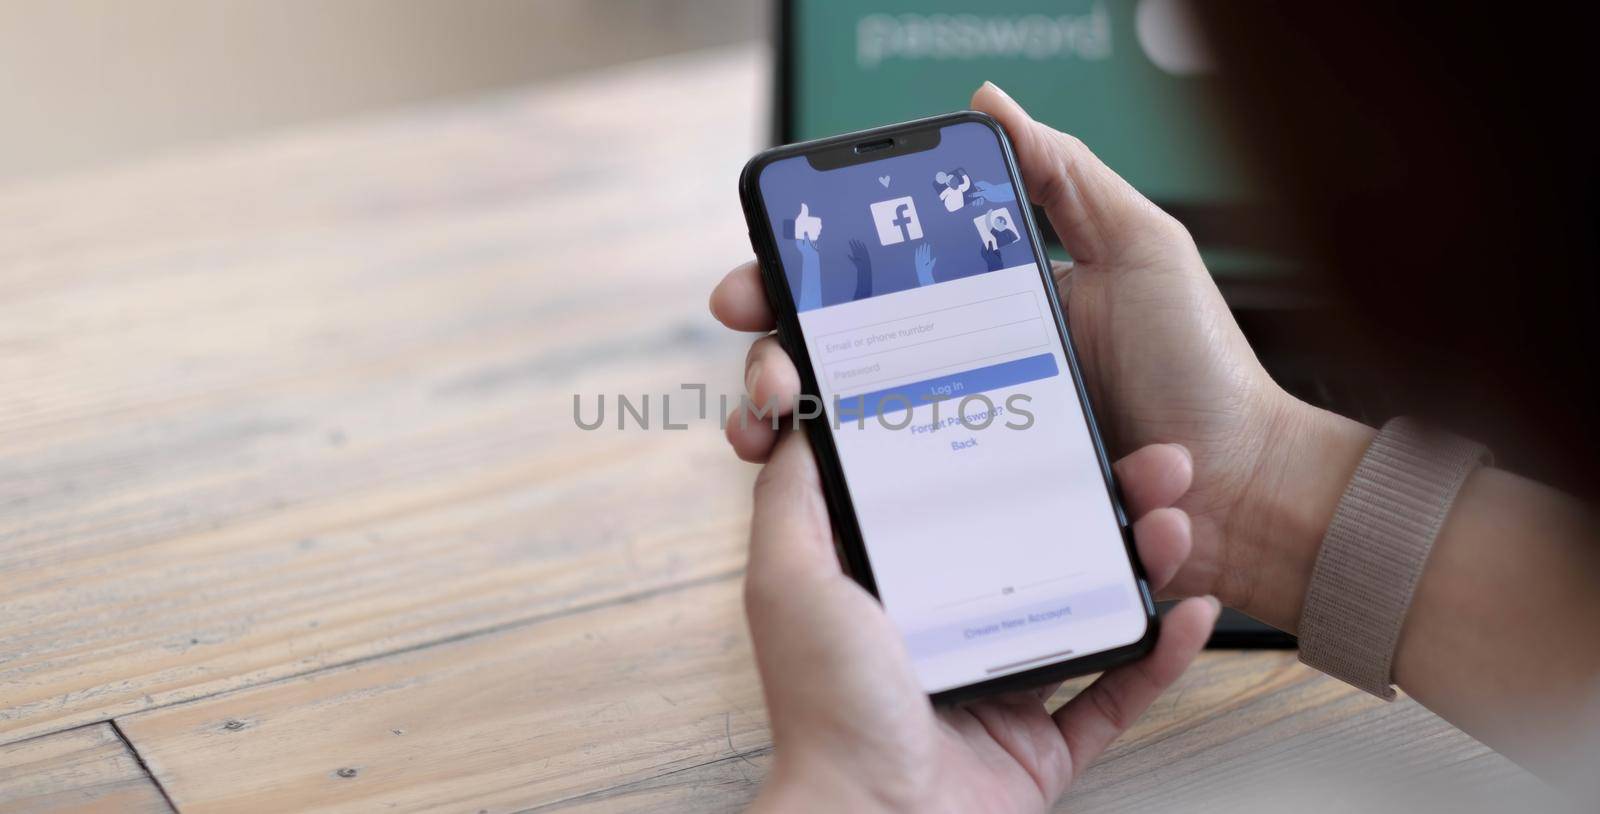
[784,202,823,242]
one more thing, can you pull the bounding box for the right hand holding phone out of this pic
[711,82,1299,623]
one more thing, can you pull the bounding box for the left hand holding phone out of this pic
[741,427,1219,813]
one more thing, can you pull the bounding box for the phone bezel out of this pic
[737,111,1159,705]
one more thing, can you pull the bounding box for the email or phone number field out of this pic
[816,291,1048,395]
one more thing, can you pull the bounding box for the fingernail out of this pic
[745,360,762,395]
[1165,442,1192,464]
[1202,595,1222,618]
[984,81,1021,109]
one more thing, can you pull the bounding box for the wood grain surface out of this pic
[0,47,762,747]
[0,45,1556,813]
[0,724,171,813]
[116,576,766,813]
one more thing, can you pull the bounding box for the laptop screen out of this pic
[781,0,1277,274]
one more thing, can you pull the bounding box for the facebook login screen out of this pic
[756,121,1150,692]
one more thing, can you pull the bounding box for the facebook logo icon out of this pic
[869,196,923,246]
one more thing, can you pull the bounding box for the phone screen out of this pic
[754,120,1150,693]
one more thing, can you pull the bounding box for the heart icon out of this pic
[878,175,891,188]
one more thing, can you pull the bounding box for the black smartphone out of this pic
[738,112,1157,704]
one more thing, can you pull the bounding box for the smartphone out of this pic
[738,112,1157,703]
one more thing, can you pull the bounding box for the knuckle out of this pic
[742,575,780,627]
[1151,208,1196,248]
[741,565,797,624]
[751,461,778,495]
[1056,130,1091,156]
[744,334,773,364]
[1089,685,1133,731]
[751,453,795,502]
[1050,131,1093,179]
[741,572,768,615]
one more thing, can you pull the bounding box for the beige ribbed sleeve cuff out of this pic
[1297,417,1491,700]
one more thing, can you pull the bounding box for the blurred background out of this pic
[0,0,766,184]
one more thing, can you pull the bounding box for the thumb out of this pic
[747,429,841,606]
[743,429,927,746]
[798,203,810,217]
[971,82,1184,266]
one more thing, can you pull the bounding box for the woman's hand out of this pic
[712,83,1326,625]
[744,428,1220,813]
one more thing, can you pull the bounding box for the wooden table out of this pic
[0,46,1550,813]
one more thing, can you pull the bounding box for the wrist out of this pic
[1225,394,1376,632]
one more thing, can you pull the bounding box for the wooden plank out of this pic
[528,651,1549,814]
[116,576,769,814]
[117,569,1545,814]
[0,724,171,813]
[533,749,771,814]
[1060,655,1557,813]
[0,47,768,745]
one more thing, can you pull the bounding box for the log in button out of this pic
[835,352,1057,420]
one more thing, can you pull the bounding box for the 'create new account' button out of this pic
[833,353,1058,420]
[899,584,1132,662]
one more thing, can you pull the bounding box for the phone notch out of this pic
[853,138,895,155]
[808,126,941,170]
